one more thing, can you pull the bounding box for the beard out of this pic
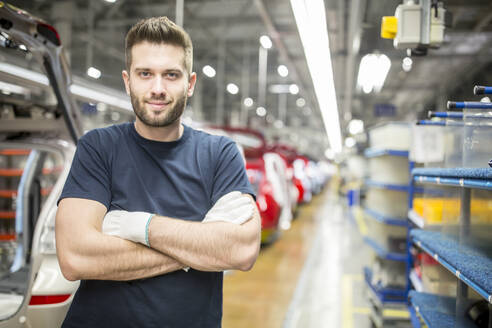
[130,88,187,128]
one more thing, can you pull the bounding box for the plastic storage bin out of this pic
[369,156,410,185]
[369,122,411,150]
[366,188,408,218]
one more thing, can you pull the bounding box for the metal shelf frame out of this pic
[364,207,408,227]
[363,236,407,262]
[364,148,409,158]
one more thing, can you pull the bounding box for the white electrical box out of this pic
[430,5,446,47]
[394,3,422,49]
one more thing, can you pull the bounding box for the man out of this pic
[55,16,261,328]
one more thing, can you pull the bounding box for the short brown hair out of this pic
[125,16,193,75]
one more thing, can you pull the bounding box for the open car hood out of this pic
[0,1,82,143]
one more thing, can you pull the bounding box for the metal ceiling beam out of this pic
[473,3,492,32]
[343,0,366,123]
[253,0,316,116]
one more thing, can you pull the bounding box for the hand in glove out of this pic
[203,191,254,225]
[102,210,154,247]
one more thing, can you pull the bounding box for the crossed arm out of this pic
[56,195,261,282]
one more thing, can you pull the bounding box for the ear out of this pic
[122,70,131,95]
[187,72,197,97]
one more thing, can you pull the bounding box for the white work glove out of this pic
[102,210,154,247]
[203,191,254,225]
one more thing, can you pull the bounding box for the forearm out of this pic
[58,231,183,281]
[147,209,261,272]
[56,198,184,281]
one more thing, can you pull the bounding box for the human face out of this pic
[122,42,196,128]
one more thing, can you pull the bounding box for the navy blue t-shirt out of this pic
[59,123,254,328]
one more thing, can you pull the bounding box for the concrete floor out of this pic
[222,186,373,328]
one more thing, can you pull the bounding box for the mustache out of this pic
[145,96,172,102]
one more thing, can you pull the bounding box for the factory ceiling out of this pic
[6,0,492,159]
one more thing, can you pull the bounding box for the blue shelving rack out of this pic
[408,291,477,328]
[408,159,492,325]
[362,147,413,309]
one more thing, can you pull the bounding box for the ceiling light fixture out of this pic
[277,65,289,77]
[356,53,391,94]
[296,97,306,107]
[202,65,216,78]
[289,84,299,95]
[87,66,101,79]
[348,119,364,135]
[70,85,132,111]
[244,97,254,107]
[0,62,132,111]
[0,80,29,95]
[344,137,356,148]
[226,83,239,95]
[256,106,266,117]
[290,0,342,153]
[259,35,272,49]
[0,62,49,85]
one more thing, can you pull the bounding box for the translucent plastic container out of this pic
[462,106,492,168]
[368,156,409,185]
[369,122,411,150]
[366,188,408,218]
[365,217,407,253]
[443,119,464,168]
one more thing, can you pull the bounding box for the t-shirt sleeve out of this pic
[211,138,255,205]
[58,130,112,209]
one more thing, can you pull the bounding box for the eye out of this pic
[139,71,151,78]
[166,72,179,79]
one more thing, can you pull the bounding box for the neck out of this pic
[134,119,183,142]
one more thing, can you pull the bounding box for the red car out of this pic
[214,127,285,243]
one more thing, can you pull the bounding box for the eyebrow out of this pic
[133,67,183,73]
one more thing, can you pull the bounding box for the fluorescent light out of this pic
[356,53,391,93]
[289,84,299,95]
[277,65,289,77]
[256,106,266,117]
[0,62,49,86]
[259,35,272,49]
[87,67,101,79]
[348,119,364,135]
[402,56,412,72]
[202,65,216,78]
[0,62,132,112]
[268,84,290,94]
[290,0,342,153]
[296,97,306,107]
[226,83,239,95]
[104,0,117,3]
[244,97,254,107]
[0,81,29,95]
[70,84,132,111]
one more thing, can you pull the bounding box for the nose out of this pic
[150,75,166,97]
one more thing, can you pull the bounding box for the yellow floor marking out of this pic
[342,275,353,328]
[342,274,366,328]
[382,308,410,318]
[353,206,368,235]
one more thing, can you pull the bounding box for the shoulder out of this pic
[189,126,235,150]
[79,123,130,147]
